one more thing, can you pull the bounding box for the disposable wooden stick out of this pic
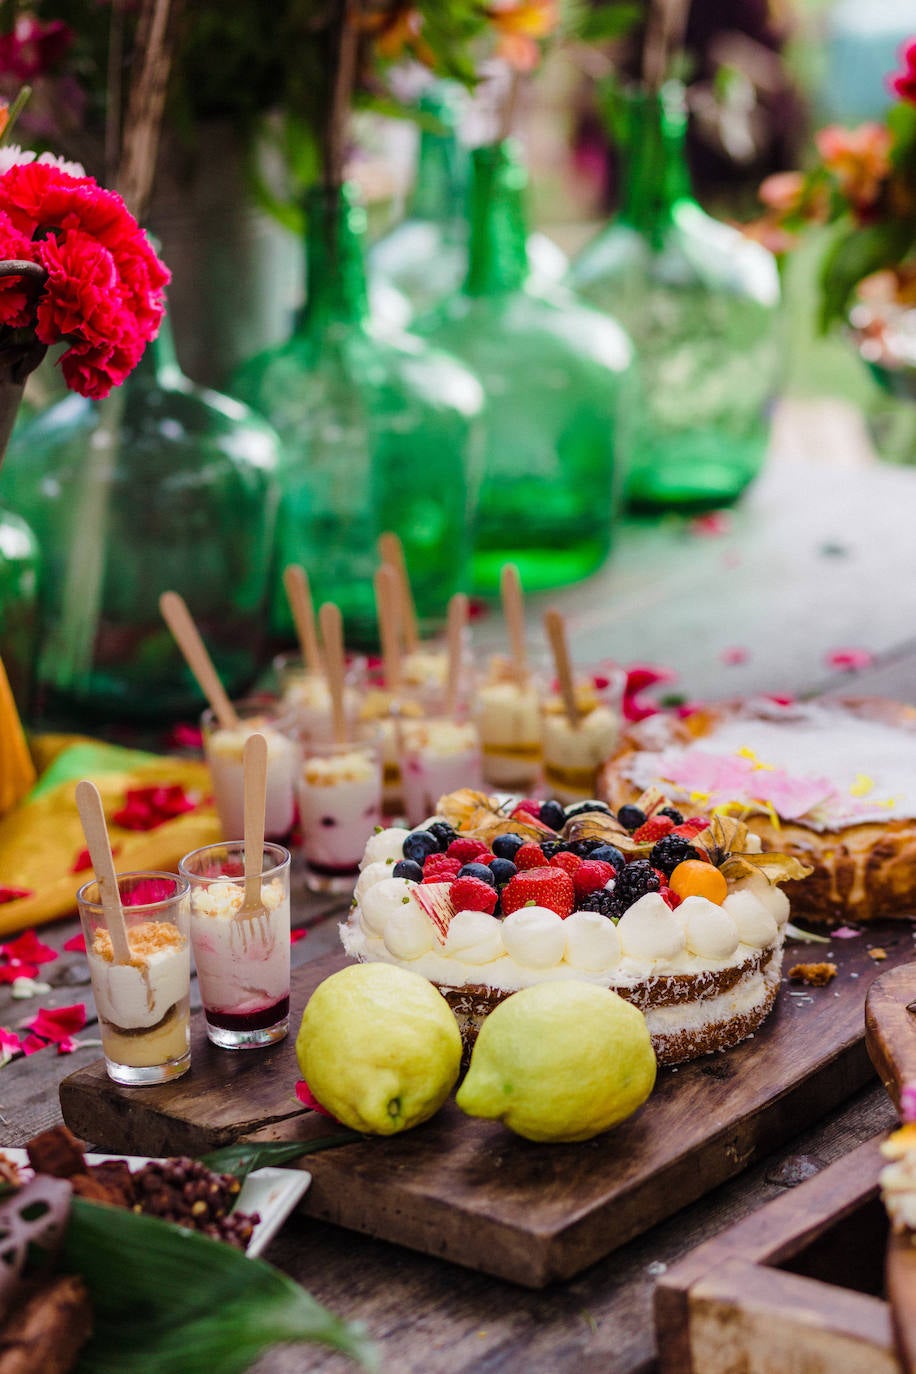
[241,733,268,913]
[74,780,131,965]
[500,563,529,685]
[282,564,323,676]
[374,564,402,693]
[544,608,580,728]
[159,591,239,729]
[319,602,348,745]
[445,592,468,719]
[378,531,420,653]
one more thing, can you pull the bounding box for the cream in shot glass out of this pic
[476,654,544,790]
[201,698,300,841]
[298,739,382,893]
[399,716,482,826]
[78,872,191,1087]
[273,651,366,745]
[540,667,626,804]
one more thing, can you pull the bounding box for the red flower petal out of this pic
[56,1035,80,1055]
[63,933,87,953]
[166,722,203,751]
[21,1034,48,1056]
[294,1079,338,1119]
[0,1027,22,1063]
[25,1003,86,1043]
[721,646,749,666]
[70,847,93,873]
[111,782,198,831]
[121,878,177,907]
[0,886,32,904]
[0,962,39,983]
[2,930,58,965]
[826,647,874,672]
[290,929,308,944]
[689,512,731,537]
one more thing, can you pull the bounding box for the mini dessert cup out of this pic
[179,841,291,1050]
[540,666,627,804]
[476,655,544,790]
[298,739,383,893]
[400,635,474,714]
[78,872,191,1086]
[201,698,300,842]
[272,651,367,744]
[399,716,483,826]
[357,689,426,814]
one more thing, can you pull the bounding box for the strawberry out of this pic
[447,836,491,865]
[672,816,709,837]
[514,842,547,870]
[659,885,681,910]
[549,850,583,876]
[449,875,498,915]
[632,815,675,844]
[572,860,616,900]
[501,867,575,919]
[423,853,462,882]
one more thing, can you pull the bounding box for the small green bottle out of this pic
[569,83,781,510]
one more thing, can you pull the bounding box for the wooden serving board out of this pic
[655,1134,898,1374]
[61,924,913,1289]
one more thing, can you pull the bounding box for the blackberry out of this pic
[612,859,661,911]
[539,839,566,860]
[567,838,603,857]
[428,822,457,851]
[492,832,526,860]
[650,835,700,877]
[564,800,612,819]
[588,843,625,873]
[392,859,423,881]
[617,804,646,831]
[539,799,566,831]
[577,888,618,919]
[403,830,440,864]
[658,807,684,826]
[457,862,497,887]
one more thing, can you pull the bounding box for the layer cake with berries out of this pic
[340,790,809,1066]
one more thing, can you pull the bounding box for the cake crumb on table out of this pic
[788,962,838,987]
[868,947,888,961]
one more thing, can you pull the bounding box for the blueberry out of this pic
[588,844,626,873]
[457,862,497,888]
[492,832,526,860]
[488,858,518,886]
[568,839,603,857]
[403,830,440,864]
[565,800,612,819]
[539,799,566,831]
[617,804,646,831]
[428,821,457,851]
[392,859,423,881]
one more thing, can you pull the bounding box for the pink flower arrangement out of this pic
[0,153,169,399]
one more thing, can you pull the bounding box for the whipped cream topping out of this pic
[679,896,740,960]
[723,890,779,948]
[303,749,377,786]
[208,721,295,762]
[731,872,790,926]
[361,828,411,868]
[383,904,436,960]
[444,910,504,964]
[501,906,567,968]
[402,719,479,759]
[564,910,621,971]
[360,877,417,935]
[617,894,686,962]
[354,861,395,903]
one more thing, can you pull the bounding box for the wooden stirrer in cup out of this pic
[544,608,580,729]
[241,732,268,919]
[74,779,131,965]
[282,564,323,676]
[445,592,468,719]
[500,563,529,686]
[374,564,402,694]
[378,531,420,654]
[159,590,239,729]
[318,602,348,745]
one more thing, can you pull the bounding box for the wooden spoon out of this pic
[74,780,131,965]
[374,563,402,694]
[865,963,916,1373]
[159,590,239,729]
[282,564,323,676]
[500,564,528,686]
[543,607,580,729]
[240,732,268,920]
[378,531,420,654]
[444,592,468,719]
[319,602,348,745]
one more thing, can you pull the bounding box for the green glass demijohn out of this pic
[231,183,486,642]
[413,138,635,595]
[0,504,40,712]
[569,83,781,510]
[0,315,281,725]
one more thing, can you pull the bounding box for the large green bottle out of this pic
[0,315,280,725]
[414,139,634,595]
[232,184,485,642]
[0,505,40,712]
[569,84,780,510]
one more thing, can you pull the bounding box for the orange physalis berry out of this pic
[669,860,728,905]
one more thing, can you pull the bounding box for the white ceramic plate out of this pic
[1,1149,311,1259]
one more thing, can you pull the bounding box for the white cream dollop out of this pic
[564,910,621,971]
[382,905,436,960]
[732,871,790,926]
[444,911,504,964]
[723,890,779,948]
[360,877,416,936]
[361,828,411,869]
[354,861,393,903]
[501,906,567,968]
[617,893,685,962]
[680,896,740,960]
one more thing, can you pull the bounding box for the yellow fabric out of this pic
[0,749,220,937]
[0,658,36,816]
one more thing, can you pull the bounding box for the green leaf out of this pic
[66,1199,376,1374]
[818,218,916,330]
[201,1132,362,1185]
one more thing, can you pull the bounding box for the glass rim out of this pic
[200,696,295,729]
[178,840,291,883]
[76,870,189,913]
[300,736,380,759]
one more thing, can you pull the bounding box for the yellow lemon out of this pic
[456,981,656,1143]
[296,962,462,1134]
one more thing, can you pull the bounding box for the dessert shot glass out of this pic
[78,872,191,1087]
[476,655,545,791]
[298,738,383,894]
[399,716,483,826]
[179,841,292,1050]
[272,651,367,745]
[357,688,426,814]
[201,697,300,842]
[540,664,627,804]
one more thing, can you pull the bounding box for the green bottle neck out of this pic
[618,85,693,241]
[465,141,531,297]
[408,89,465,223]
[303,185,370,331]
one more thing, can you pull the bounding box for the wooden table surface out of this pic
[5,419,916,1373]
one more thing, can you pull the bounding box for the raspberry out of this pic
[573,860,616,900]
[514,842,547,870]
[501,867,575,919]
[422,853,462,881]
[449,875,498,915]
[632,815,675,844]
[549,850,583,876]
[612,859,661,912]
[447,836,491,864]
[650,835,701,878]
[513,799,542,819]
